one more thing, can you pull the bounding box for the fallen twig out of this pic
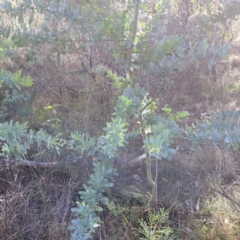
[127,154,146,168]
[1,158,58,168]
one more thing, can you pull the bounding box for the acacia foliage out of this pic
[1,0,240,240]
[1,0,238,86]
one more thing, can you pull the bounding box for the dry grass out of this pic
[189,188,240,240]
[0,163,90,240]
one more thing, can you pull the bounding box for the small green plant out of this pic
[0,67,63,159]
[0,120,65,159]
[69,117,127,240]
[41,104,63,132]
[186,109,240,150]
[162,104,190,123]
[138,208,176,240]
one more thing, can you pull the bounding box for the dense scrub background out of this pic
[0,0,240,239]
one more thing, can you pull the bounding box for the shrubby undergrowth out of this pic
[0,0,240,239]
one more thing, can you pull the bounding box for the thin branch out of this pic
[210,185,240,213]
[1,159,58,168]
